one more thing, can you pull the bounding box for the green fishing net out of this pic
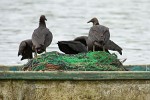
[24,51,125,71]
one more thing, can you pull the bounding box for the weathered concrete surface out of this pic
[1,71,150,80]
[0,80,150,100]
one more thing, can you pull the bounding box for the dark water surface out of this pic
[0,0,150,65]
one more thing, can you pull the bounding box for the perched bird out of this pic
[57,41,88,54]
[87,17,110,51]
[32,15,53,57]
[18,39,34,60]
[74,36,109,53]
[74,36,122,55]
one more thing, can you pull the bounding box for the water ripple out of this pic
[0,0,150,65]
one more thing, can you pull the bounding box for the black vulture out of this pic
[32,15,53,57]
[57,41,87,54]
[18,39,34,60]
[87,17,110,51]
[74,36,122,55]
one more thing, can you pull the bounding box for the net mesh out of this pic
[24,51,124,71]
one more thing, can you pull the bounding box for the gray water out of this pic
[0,0,150,65]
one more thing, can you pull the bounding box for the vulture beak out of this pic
[87,19,93,23]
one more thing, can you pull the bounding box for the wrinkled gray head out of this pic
[40,15,47,21]
[87,17,99,25]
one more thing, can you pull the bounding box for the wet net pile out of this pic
[24,51,125,71]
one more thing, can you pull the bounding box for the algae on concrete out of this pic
[0,80,150,100]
